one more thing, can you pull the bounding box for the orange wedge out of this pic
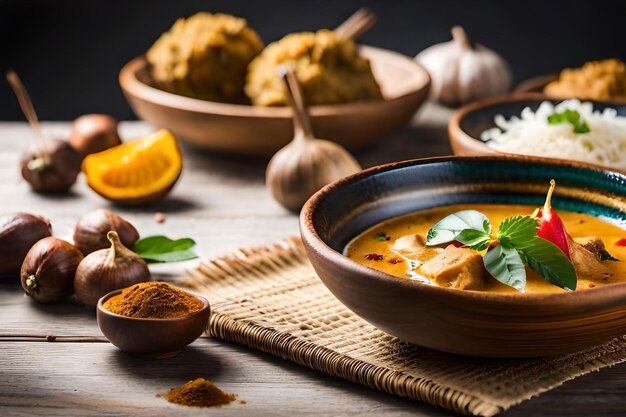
[82,129,182,204]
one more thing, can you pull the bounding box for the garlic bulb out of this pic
[266,67,361,212]
[416,26,512,106]
[74,231,150,306]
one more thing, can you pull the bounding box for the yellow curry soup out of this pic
[345,204,626,294]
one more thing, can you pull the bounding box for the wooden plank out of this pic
[1,113,625,416]
[0,340,455,417]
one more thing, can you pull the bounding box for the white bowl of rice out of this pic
[448,93,626,172]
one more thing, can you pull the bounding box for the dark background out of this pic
[1,0,625,121]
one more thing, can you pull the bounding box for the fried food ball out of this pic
[544,58,626,102]
[147,12,264,103]
[245,29,383,106]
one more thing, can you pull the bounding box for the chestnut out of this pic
[73,209,139,255]
[0,212,52,278]
[69,114,121,155]
[6,71,82,193]
[21,237,83,303]
[21,139,82,193]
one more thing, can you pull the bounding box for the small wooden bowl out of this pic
[448,92,626,170]
[514,74,558,94]
[515,74,626,104]
[96,289,210,358]
[119,46,430,157]
[300,155,626,357]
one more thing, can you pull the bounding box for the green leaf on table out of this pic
[483,243,526,292]
[426,210,491,246]
[517,237,577,291]
[133,235,198,263]
[547,109,590,134]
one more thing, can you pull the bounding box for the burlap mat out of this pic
[180,236,626,416]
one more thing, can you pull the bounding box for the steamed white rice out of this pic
[481,99,626,169]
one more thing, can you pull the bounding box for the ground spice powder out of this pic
[103,282,203,319]
[161,378,236,407]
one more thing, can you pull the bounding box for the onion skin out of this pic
[20,237,83,303]
[0,213,52,278]
[21,140,82,193]
[74,231,150,306]
[70,114,121,155]
[73,209,139,255]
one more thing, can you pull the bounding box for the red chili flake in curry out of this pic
[387,258,402,264]
[364,253,384,261]
[616,238,626,247]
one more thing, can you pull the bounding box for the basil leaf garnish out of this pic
[517,237,577,291]
[483,243,526,292]
[456,229,491,251]
[373,232,390,241]
[547,109,590,134]
[497,215,539,246]
[426,210,491,246]
[426,211,578,292]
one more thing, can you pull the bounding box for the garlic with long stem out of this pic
[74,231,150,306]
[6,71,82,193]
[265,66,361,212]
[416,26,512,106]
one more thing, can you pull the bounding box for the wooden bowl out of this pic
[119,46,430,157]
[514,74,558,94]
[448,92,626,169]
[96,289,210,358]
[515,74,626,104]
[300,155,626,357]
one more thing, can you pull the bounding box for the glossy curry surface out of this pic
[345,204,626,294]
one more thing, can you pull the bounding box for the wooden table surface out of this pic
[1,104,625,416]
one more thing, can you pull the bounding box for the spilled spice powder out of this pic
[103,282,203,319]
[160,378,236,407]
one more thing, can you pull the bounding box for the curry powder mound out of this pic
[162,378,236,407]
[103,282,203,319]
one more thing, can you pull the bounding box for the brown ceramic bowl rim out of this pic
[448,92,626,174]
[97,287,210,322]
[300,154,626,307]
[118,45,431,119]
[513,73,558,94]
[514,73,626,104]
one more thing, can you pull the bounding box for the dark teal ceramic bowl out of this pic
[300,156,626,357]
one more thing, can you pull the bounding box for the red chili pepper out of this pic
[533,179,572,259]
[616,238,626,247]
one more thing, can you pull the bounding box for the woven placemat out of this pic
[181,236,626,416]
